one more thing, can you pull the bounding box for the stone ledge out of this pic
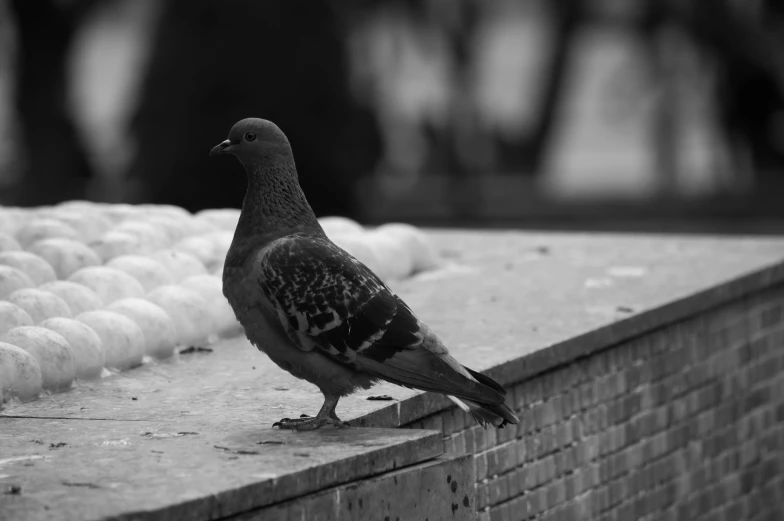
[2,231,784,520]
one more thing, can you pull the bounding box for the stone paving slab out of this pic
[0,418,441,521]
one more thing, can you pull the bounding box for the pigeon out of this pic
[211,118,520,431]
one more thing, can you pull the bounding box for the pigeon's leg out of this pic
[274,394,349,430]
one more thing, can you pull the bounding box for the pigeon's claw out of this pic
[275,415,349,431]
[273,396,348,430]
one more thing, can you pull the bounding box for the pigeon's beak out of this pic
[210,139,233,156]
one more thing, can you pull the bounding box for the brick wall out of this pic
[404,286,784,521]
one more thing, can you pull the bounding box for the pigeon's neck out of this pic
[236,159,323,240]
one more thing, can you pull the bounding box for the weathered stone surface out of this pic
[0,418,442,521]
[5,232,783,427]
[235,454,475,521]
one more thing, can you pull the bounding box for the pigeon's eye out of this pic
[244,132,257,142]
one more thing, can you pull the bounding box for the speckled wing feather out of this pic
[257,233,505,404]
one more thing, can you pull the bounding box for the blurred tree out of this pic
[695,0,784,185]
[636,0,784,192]
[7,0,100,205]
[128,0,382,218]
[511,0,582,176]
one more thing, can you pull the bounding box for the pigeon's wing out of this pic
[258,233,504,404]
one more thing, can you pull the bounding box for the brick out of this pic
[508,467,524,498]
[486,424,499,449]
[497,421,516,444]
[453,430,467,455]
[760,304,783,328]
[475,452,489,481]
[543,455,556,483]
[588,353,610,379]
[651,379,670,407]
[542,372,561,401]
[474,426,491,453]
[495,443,519,476]
[627,442,643,469]
[556,419,571,449]
[565,473,577,499]
[463,428,475,454]
[513,438,527,467]
[697,409,716,437]
[597,404,609,431]
[740,439,760,467]
[520,463,535,491]
[542,398,559,428]
[749,357,779,383]
[488,475,510,506]
[443,435,455,455]
[512,382,527,411]
[607,478,624,508]
[568,388,582,415]
[489,501,510,521]
[576,436,599,464]
[525,488,543,517]
[580,382,597,410]
[442,408,456,435]
[476,481,490,510]
[686,364,709,389]
[526,378,544,404]
[554,451,566,478]
[530,403,545,432]
[453,407,469,433]
[609,451,626,481]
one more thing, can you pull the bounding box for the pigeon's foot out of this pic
[273,394,347,430]
[274,413,349,431]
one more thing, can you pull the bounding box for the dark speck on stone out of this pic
[348,502,352,511]
[385,516,390,521]
[536,246,550,254]
[359,499,363,509]
[447,475,451,483]
[463,495,470,507]
[367,395,395,401]
[394,476,398,485]
[617,306,634,313]
[4,484,22,495]
[451,503,459,514]
[131,397,137,401]
[451,480,458,493]
[179,346,213,354]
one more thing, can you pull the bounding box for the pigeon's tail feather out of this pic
[356,347,506,404]
[448,395,520,428]
[357,346,520,428]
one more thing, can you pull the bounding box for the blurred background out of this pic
[0,0,783,233]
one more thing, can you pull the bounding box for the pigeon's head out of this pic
[210,118,292,163]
